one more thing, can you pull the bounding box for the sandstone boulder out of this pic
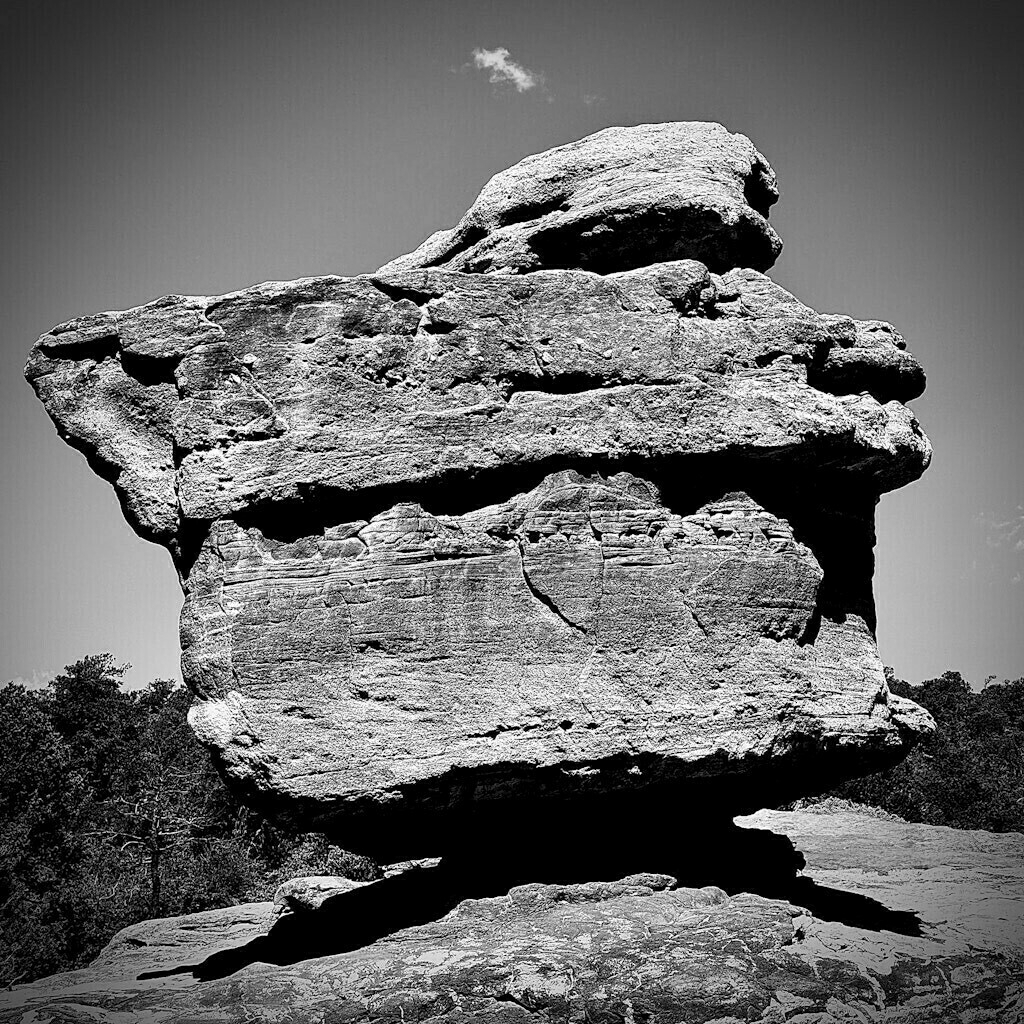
[183,471,928,851]
[26,262,927,547]
[271,876,368,920]
[26,123,934,850]
[379,122,783,275]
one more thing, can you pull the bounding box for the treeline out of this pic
[2,658,1022,988]
[0,655,378,988]
[826,668,1024,831]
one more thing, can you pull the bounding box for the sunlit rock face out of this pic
[378,121,783,275]
[26,123,933,854]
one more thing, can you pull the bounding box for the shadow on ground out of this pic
[141,818,923,983]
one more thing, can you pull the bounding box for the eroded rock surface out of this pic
[4,809,1021,1023]
[26,123,934,848]
[26,262,927,546]
[271,876,368,921]
[379,122,783,275]
[183,471,927,849]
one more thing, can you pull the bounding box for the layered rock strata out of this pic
[27,123,933,852]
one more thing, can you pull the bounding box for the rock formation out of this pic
[378,122,782,275]
[5,807,1023,1022]
[27,123,934,855]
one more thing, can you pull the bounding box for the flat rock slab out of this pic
[4,809,1021,1022]
[26,262,927,545]
[379,122,783,275]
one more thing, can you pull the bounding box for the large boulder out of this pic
[4,809,1021,1022]
[26,262,926,546]
[26,124,933,852]
[183,471,928,850]
[378,122,783,275]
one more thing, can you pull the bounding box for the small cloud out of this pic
[582,93,605,107]
[470,47,545,94]
[975,505,1024,585]
[981,504,1024,550]
[9,670,55,690]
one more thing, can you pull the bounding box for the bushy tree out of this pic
[0,656,382,986]
[273,833,381,886]
[48,655,139,804]
[829,670,1024,831]
[0,683,88,985]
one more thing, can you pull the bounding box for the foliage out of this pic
[0,683,89,985]
[273,834,381,887]
[0,656,380,988]
[826,669,1024,832]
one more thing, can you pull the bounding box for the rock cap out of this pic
[380,122,782,276]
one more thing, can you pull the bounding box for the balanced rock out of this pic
[27,123,933,853]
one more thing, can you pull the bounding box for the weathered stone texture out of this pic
[270,876,368,921]
[26,262,928,544]
[378,121,783,275]
[183,472,925,844]
[26,122,934,845]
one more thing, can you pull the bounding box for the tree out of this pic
[104,680,242,916]
[0,683,88,986]
[1,656,388,986]
[829,672,1024,831]
[48,655,139,804]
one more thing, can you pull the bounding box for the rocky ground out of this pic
[4,806,1022,1022]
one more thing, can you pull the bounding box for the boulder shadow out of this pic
[140,815,922,983]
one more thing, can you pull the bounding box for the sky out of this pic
[1,0,1021,689]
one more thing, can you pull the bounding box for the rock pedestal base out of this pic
[4,808,1022,1023]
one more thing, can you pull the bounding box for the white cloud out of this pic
[471,47,544,93]
[976,505,1024,588]
[582,93,605,107]
[9,670,55,690]
[979,504,1024,551]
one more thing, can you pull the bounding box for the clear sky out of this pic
[1,0,1021,689]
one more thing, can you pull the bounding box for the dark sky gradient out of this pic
[2,0,1021,688]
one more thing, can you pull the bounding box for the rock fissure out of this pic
[517,539,591,637]
[489,990,546,1015]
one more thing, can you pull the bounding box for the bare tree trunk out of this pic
[149,842,161,917]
